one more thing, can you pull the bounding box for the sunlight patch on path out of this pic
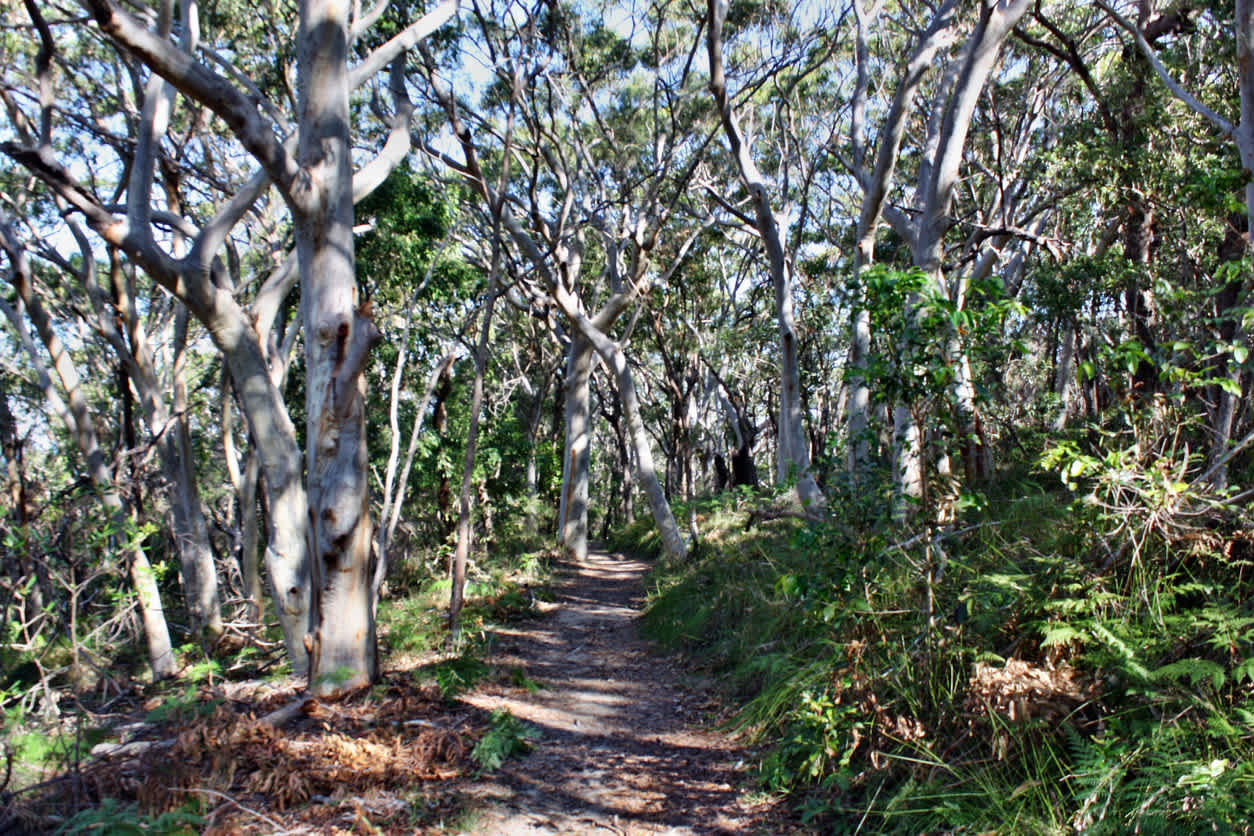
[452,550,776,836]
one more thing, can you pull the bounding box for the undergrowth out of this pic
[4,543,555,832]
[624,464,1254,833]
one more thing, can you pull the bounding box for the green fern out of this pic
[472,708,539,773]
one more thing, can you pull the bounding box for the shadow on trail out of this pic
[453,550,775,836]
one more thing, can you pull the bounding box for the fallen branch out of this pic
[170,786,283,830]
[257,695,313,728]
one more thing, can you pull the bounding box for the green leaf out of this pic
[1151,658,1226,690]
[1041,623,1086,647]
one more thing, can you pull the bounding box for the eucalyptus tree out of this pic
[1,0,457,692]
[417,0,714,562]
[0,0,230,651]
[704,0,840,513]
[0,221,177,679]
[836,0,1031,514]
[1094,0,1254,488]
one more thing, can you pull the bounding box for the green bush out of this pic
[641,457,1254,833]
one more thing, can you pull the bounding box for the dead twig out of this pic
[169,785,284,830]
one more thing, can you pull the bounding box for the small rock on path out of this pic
[453,550,787,835]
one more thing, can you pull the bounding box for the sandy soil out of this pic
[452,550,789,836]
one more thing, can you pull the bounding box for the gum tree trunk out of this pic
[554,289,687,561]
[295,0,381,694]
[707,0,824,513]
[558,335,594,561]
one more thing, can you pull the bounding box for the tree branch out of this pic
[80,0,300,196]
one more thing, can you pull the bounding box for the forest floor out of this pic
[3,549,795,835]
[448,548,791,836]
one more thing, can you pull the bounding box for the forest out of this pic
[2,0,1254,831]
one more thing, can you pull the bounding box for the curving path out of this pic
[454,550,788,835]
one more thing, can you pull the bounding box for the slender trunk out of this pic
[606,399,632,529]
[433,368,454,533]
[1209,212,1251,488]
[375,351,457,606]
[608,344,687,560]
[449,243,501,639]
[558,335,594,561]
[848,306,873,476]
[211,304,311,673]
[706,0,824,513]
[239,453,263,622]
[523,376,547,527]
[221,379,264,623]
[1053,323,1077,432]
[948,331,989,482]
[0,379,39,621]
[892,403,923,520]
[846,0,958,482]
[554,293,687,560]
[169,305,223,640]
[1212,0,1254,488]
[1123,199,1159,398]
[0,227,174,678]
[895,0,1029,507]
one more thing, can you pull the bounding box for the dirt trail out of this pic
[454,550,785,835]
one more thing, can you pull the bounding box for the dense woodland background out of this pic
[3,0,1254,831]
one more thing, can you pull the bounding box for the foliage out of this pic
[639,454,1254,832]
[54,799,204,835]
[471,707,540,773]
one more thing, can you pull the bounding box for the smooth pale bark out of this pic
[39,0,224,643]
[1053,324,1077,431]
[558,336,595,562]
[891,404,923,520]
[295,0,381,695]
[108,249,221,641]
[847,0,958,477]
[0,223,175,678]
[523,375,549,513]
[160,156,224,640]
[373,236,456,600]
[884,0,1030,514]
[911,0,1030,494]
[5,0,454,688]
[374,350,459,606]
[417,31,691,558]
[707,0,823,513]
[1,0,313,671]
[416,27,702,556]
[554,289,687,561]
[168,305,223,638]
[240,455,263,621]
[222,382,263,622]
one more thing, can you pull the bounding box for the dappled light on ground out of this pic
[456,550,785,835]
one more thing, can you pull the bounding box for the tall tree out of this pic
[2,0,457,692]
[705,0,827,513]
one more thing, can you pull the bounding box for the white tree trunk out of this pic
[707,0,825,513]
[295,0,381,695]
[554,290,687,561]
[1053,324,1076,432]
[892,403,923,521]
[167,305,223,639]
[559,335,594,562]
[450,237,501,637]
[846,0,957,479]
